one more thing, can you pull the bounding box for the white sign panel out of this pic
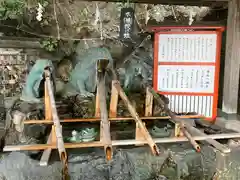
[158,34,217,62]
[157,65,215,93]
[166,95,213,117]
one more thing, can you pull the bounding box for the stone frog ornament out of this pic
[20,59,55,103]
[63,47,114,97]
[118,53,153,92]
[117,35,153,92]
[119,61,149,91]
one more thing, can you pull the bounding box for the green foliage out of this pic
[41,0,49,8]
[0,0,50,21]
[40,38,58,52]
[0,0,25,20]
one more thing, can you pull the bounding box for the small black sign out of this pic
[119,7,135,41]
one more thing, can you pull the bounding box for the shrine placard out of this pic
[153,27,224,120]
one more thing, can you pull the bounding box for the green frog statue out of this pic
[20,59,55,103]
[62,47,114,98]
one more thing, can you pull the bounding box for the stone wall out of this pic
[0,48,39,98]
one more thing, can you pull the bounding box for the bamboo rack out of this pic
[3,77,237,179]
[4,132,240,151]
[97,71,112,160]
[44,68,68,179]
[147,86,231,153]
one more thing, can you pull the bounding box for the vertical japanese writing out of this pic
[119,8,134,41]
[123,12,132,39]
[158,66,215,93]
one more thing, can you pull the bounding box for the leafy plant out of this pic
[41,0,49,8]
[0,0,25,20]
[40,38,58,52]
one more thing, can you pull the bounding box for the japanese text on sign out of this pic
[158,34,217,62]
[157,65,215,93]
[119,8,134,40]
[123,12,133,39]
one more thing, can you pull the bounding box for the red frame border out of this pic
[152,26,224,121]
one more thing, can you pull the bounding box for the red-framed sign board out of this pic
[151,26,225,121]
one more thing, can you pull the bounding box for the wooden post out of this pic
[109,81,118,148]
[135,87,153,146]
[40,79,53,166]
[45,82,52,120]
[95,88,101,118]
[145,87,153,117]
[174,123,182,137]
[109,81,118,118]
[222,0,240,118]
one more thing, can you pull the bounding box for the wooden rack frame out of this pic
[3,75,240,179]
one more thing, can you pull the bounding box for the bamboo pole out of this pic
[44,69,68,179]
[148,87,201,152]
[4,132,240,151]
[148,87,230,153]
[24,115,203,124]
[113,81,160,155]
[97,72,112,161]
[145,87,153,117]
[186,125,231,153]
